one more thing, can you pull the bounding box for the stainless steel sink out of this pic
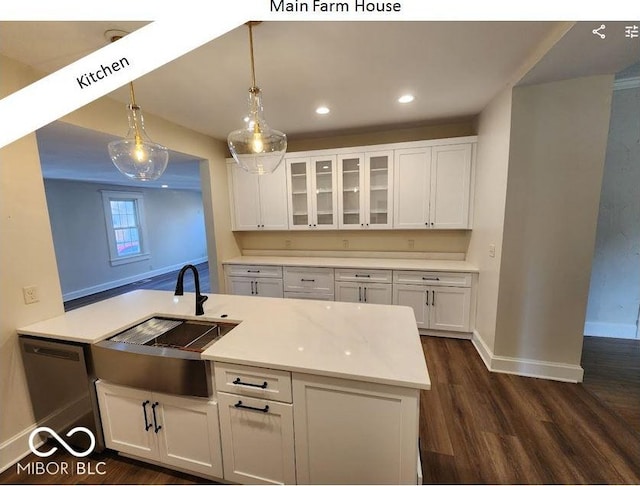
[92,316,236,397]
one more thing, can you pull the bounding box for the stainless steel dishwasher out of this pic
[19,336,104,452]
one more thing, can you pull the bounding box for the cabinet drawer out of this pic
[393,271,472,287]
[284,267,334,294]
[334,268,392,283]
[224,265,283,278]
[214,363,292,403]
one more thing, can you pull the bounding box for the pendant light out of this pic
[106,33,169,181]
[228,22,287,175]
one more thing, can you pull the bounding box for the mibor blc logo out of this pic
[28,426,96,457]
[18,426,105,476]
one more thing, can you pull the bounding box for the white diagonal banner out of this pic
[0,8,253,148]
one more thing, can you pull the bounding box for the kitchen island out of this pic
[18,289,430,484]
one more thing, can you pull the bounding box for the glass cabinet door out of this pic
[366,151,393,228]
[287,159,310,228]
[338,154,364,228]
[312,156,337,229]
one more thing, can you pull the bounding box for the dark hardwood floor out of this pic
[581,335,640,432]
[64,262,210,311]
[3,335,638,484]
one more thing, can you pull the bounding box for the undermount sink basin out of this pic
[92,316,237,397]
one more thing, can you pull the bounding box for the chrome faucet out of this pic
[174,264,208,316]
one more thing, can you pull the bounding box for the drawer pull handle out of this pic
[142,400,152,431]
[300,278,315,282]
[422,277,440,281]
[355,274,371,278]
[247,270,261,273]
[234,400,270,413]
[233,377,268,389]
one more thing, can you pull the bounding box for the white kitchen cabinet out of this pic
[96,380,223,480]
[292,373,420,485]
[393,284,471,332]
[337,151,393,229]
[225,265,284,298]
[227,161,289,231]
[335,281,392,305]
[334,268,392,305]
[394,143,472,229]
[227,276,284,298]
[283,266,334,298]
[286,155,338,230]
[215,362,296,486]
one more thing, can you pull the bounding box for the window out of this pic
[101,191,150,265]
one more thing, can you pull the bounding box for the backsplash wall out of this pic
[235,229,471,258]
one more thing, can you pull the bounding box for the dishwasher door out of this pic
[19,336,104,452]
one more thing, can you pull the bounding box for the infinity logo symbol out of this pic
[28,427,96,458]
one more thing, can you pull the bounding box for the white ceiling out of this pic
[1,20,638,190]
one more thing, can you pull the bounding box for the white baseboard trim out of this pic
[63,257,208,302]
[471,331,584,383]
[0,395,91,475]
[584,321,639,340]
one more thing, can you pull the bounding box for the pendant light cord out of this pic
[248,22,257,89]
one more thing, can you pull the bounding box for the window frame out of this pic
[101,190,151,266]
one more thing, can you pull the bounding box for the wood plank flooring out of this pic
[581,335,640,432]
[64,262,210,311]
[2,335,638,484]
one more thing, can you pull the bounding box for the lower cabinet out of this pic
[334,281,392,305]
[393,284,471,332]
[227,276,284,298]
[292,373,420,485]
[95,380,223,479]
[217,392,296,485]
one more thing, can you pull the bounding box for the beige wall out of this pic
[0,54,241,459]
[494,75,614,365]
[0,57,66,459]
[466,87,513,351]
[237,229,471,254]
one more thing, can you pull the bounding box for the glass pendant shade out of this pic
[108,98,169,181]
[228,87,287,175]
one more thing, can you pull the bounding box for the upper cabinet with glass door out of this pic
[338,151,393,229]
[286,156,338,230]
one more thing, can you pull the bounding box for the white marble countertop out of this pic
[17,289,430,390]
[222,255,478,272]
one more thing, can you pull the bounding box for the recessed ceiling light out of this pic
[315,106,330,115]
[161,184,169,188]
[398,94,414,104]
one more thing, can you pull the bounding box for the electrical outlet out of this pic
[408,239,415,249]
[23,286,39,304]
[489,244,496,258]
[342,239,349,249]
[285,240,292,249]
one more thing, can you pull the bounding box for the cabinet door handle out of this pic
[431,222,434,226]
[151,402,162,434]
[432,290,435,306]
[255,281,259,294]
[142,400,152,431]
[426,291,430,306]
[358,286,362,302]
[250,281,255,295]
[300,278,315,282]
[355,274,370,278]
[364,287,367,303]
[233,377,268,389]
[234,400,270,413]
[422,277,440,281]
